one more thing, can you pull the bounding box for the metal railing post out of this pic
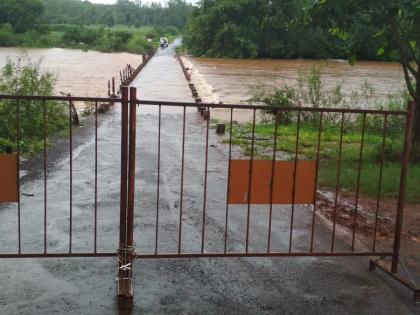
[392,101,415,273]
[117,86,137,307]
[118,86,131,302]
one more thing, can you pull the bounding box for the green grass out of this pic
[225,120,420,204]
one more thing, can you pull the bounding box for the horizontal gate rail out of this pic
[136,99,409,115]
[0,252,394,259]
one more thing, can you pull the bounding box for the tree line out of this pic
[40,0,194,30]
[183,0,389,60]
[0,0,192,53]
[0,0,193,34]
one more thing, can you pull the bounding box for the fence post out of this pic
[118,86,132,304]
[117,86,137,307]
[392,101,415,273]
[126,86,137,288]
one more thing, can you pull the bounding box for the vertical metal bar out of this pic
[310,112,323,252]
[94,101,98,253]
[43,100,47,254]
[126,87,137,248]
[108,80,111,97]
[245,108,256,253]
[331,112,345,252]
[69,100,73,254]
[351,113,367,252]
[118,87,129,298]
[224,108,233,254]
[112,77,116,96]
[178,106,186,254]
[16,99,21,254]
[155,105,161,255]
[392,102,415,273]
[119,87,129,249]
[289,111,301,252]
[372,114,388,252]
[201,111,210,253]
[267,112,279,253]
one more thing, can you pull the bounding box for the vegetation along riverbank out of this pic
[0,57,69,156]
[0,0,193,53]
[217,69,420,204]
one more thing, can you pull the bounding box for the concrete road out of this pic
[0,40,419,314]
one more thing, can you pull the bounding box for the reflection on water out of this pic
[0,47,142,97]
[184,57,406,107]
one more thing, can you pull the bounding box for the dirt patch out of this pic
[316,189,420,255]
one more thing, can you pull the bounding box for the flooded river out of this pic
[0,47,142,97]
[0,47,406,108]
[183,57,406,107]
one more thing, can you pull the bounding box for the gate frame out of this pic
[0,89,419,304]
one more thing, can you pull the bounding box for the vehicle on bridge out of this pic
[160,37,169,48]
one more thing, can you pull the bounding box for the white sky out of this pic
[88,0,198,5]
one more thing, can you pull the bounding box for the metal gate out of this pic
[0,86,418,304]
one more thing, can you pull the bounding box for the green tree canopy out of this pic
[183,0,379,59]
[311,0,420,152]
[0,0,44,33]
[39,0,194,30]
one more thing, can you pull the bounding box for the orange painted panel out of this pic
[228,160,316,205]
[0,154,18,203]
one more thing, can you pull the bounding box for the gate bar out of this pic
[117,86,137,304]
[118,86,130,299]
[392,101,415,273]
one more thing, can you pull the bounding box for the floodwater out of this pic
[0,47,142,97]
[183,57,406,106]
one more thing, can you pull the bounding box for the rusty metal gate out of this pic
[0,86,418,304]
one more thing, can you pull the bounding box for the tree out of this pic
[311,0,420,156]
[0,0,44,33]
[183,0,351,59]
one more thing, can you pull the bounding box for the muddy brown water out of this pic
[0,47,142,97]
[183,57,406,106]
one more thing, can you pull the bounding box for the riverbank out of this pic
[0,24,176,55]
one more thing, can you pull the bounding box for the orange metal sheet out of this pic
[228,160,316,205]
[0,154,18,203]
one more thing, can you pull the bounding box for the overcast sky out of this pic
[88,0,199,5]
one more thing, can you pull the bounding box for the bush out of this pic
[251,67,406,133]
[0,23,16,46]
[0,56,68,155]
[127,33,153,54]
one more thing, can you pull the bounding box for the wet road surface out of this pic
[0,40,419,314]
